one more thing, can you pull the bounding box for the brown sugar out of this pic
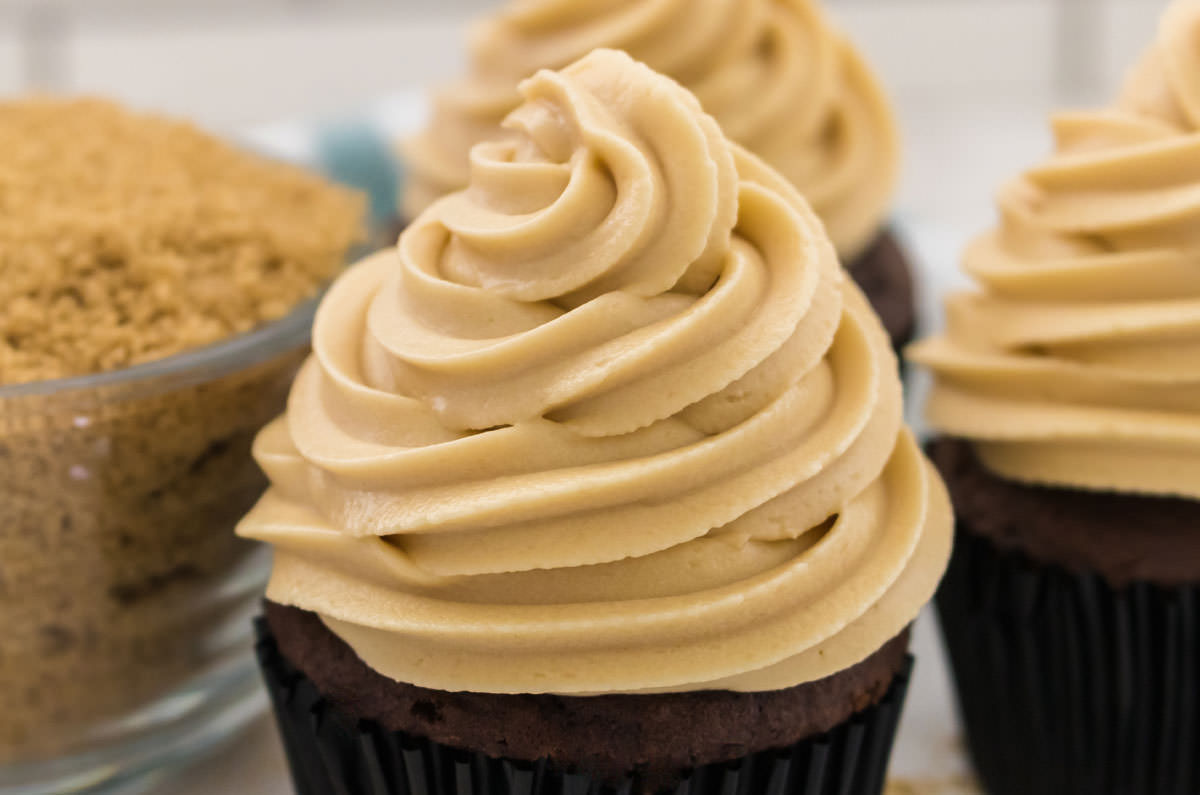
[0,355,304,761]
[886,776,983,794]
[0,97,364,385]
[0,98,364,763]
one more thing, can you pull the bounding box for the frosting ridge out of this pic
[910,0,1200,500]
[242,50,949,694]
[403,0,899,260]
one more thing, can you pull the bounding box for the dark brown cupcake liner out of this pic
[937,529,1199,795]
[254,619,913,795]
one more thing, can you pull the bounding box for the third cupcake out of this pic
[910,2,1200,793]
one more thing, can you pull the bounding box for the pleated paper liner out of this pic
[255,620,913,795]
[937,529,1199,795]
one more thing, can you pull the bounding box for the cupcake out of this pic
[909,3,1200,793]
[400,0,915,351]
[243,49,952,795]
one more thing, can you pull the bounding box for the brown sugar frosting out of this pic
[240,50,950,695]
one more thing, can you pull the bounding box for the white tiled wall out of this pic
[0,0,1173,130]
[0,26,21,93]
[0,0,1174,273]
[65,10,472,129]
[1100,0,1169,90]
[830,2,1058,97]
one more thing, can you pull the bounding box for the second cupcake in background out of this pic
[910,2,1200,794]
[401,0,916,352]
[244,48,952,795]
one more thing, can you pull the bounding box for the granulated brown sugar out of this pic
[0,98,364,763]
[0,97,364,385]
[0,353,304,760]
[886,776,983,794]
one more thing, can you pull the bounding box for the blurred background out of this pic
[0,0,1171,258]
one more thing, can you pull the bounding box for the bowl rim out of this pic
[0,295,320,399]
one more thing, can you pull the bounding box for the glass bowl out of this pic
[0,299,317,795]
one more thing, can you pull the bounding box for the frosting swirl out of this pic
[910,0,1200,500]
[242,50,949,694]
[403,0,899,261]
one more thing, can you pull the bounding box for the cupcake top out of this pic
[910,0,1200,500]
[240,49,950,695]
[0,98,365,386]
[403,0,899,261]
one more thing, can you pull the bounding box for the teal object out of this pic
[316,121,402,238]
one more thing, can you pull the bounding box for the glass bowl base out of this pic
[0,659,264,795]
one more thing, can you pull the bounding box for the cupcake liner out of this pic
[937,529,1199,795]
[254,620,913,795]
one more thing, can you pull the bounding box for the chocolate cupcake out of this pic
[399,0,915,351]
[909,3,1200,793]
[241,49,952,795]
